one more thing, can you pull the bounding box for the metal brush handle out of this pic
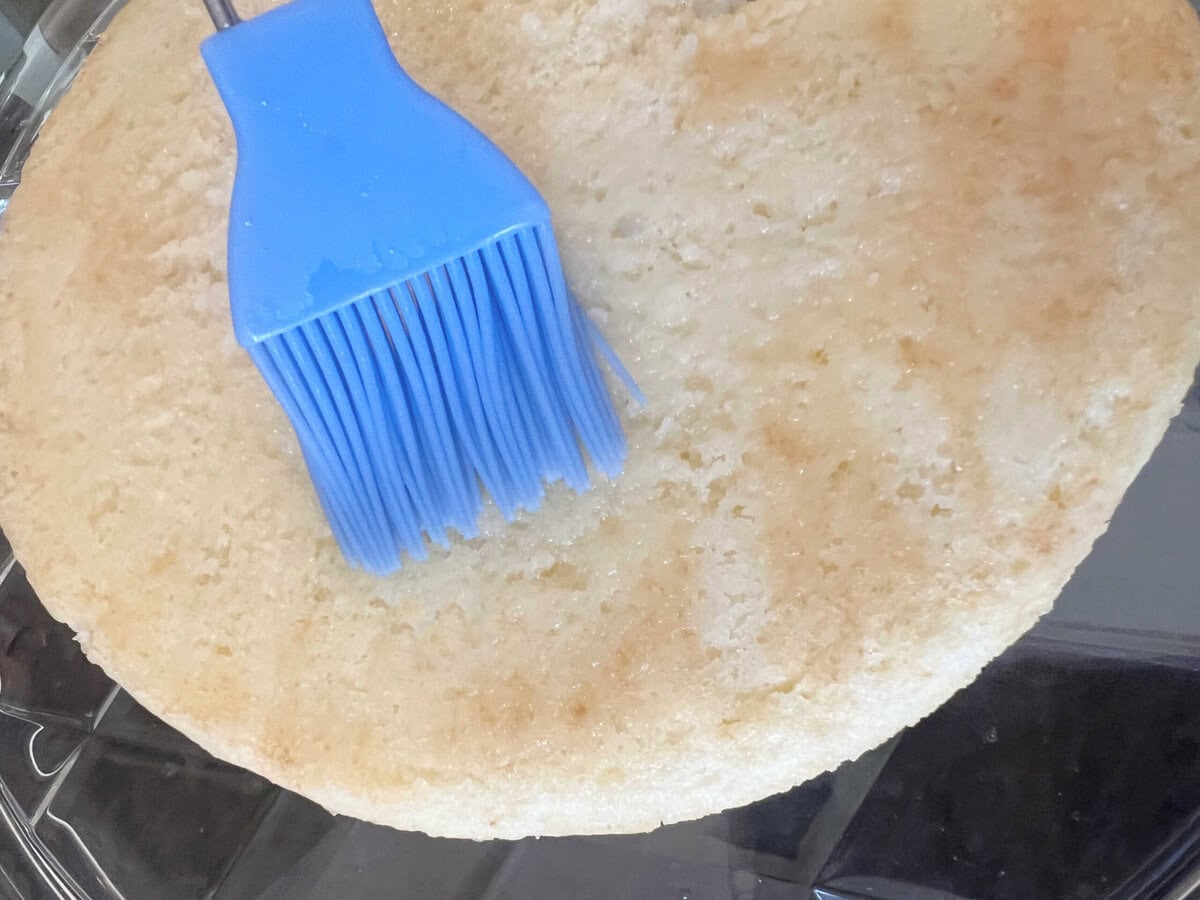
[203,0,241,30]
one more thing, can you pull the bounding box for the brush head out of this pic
[201,0,632,572]
[250,228,629,574]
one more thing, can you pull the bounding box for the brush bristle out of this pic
[248,226,630,574]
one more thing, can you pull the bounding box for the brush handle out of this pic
[202,0,241,31]
[201,0,549,344]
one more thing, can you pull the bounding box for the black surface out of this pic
[37,736,275,899]
[816,642,1200,900]
[0,562,113,727]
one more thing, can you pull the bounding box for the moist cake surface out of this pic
[1,0,1199,837]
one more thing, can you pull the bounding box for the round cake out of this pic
[2,0,1199,838]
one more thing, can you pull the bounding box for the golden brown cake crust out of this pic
[1,0,1199,837]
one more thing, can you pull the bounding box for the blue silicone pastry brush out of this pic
[199,0,639,574]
